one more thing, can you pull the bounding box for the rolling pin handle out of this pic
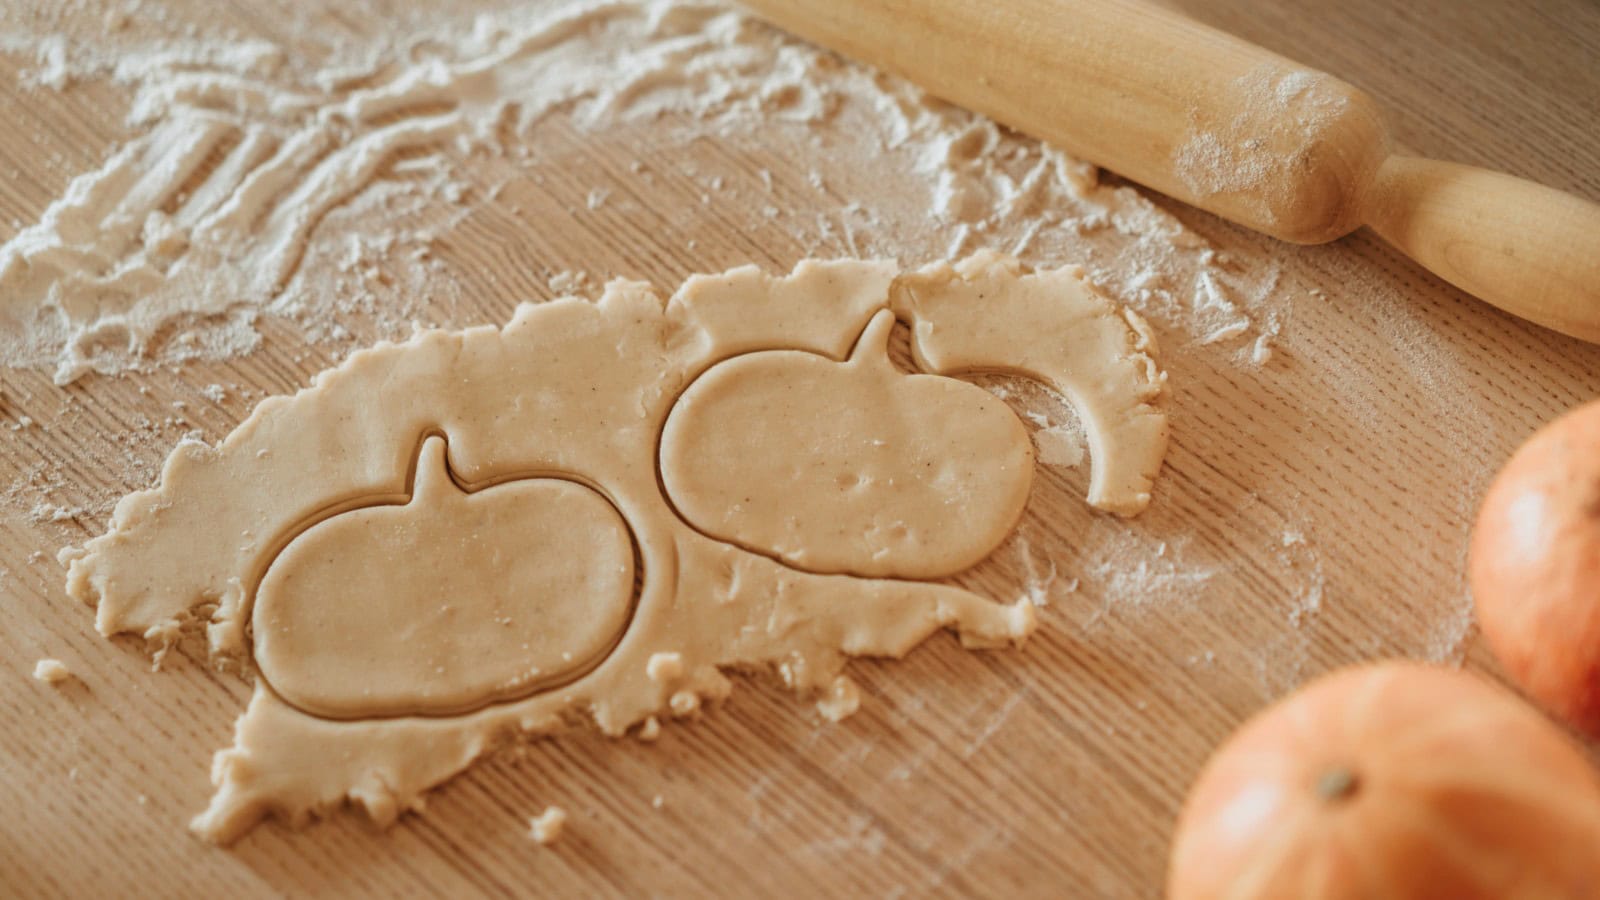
[1364,156,1600,344]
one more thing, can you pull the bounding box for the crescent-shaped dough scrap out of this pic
[892,250,1169,515]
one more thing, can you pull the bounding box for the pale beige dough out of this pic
[894,252,1167,515]
[529,806,568,845]
[661,309,1034,578]
[33,659,72,684]
[255,436,636,719]
[60,251,1167,843]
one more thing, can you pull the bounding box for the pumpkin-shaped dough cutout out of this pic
[254,436,636,719]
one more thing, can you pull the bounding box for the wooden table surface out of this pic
[3,0,1598,897]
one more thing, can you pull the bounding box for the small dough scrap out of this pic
[529,806,567,845]
[637,716,661,742]
[816,674,861,722]
[33,659,72,684]
[646,652,685,684]
[61,253,1166,843]
[893,250,1168,514]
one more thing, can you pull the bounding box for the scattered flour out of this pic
[30,502,86,524]
[0,0,1281,384]
[1078,531,1217,628]
[1,3,1287,644]
[1007,529,1062,608]
[1027,414,1086,469]
[547,269,594,297]
[815,675,862,722]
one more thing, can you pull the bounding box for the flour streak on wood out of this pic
[3,0,1599,897]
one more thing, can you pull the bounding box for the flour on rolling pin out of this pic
[1174,66,1355,227]
[1,0,1284,387]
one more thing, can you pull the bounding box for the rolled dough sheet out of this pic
[60,250,1167,843]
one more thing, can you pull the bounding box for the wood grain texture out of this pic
[3,0,1599,897]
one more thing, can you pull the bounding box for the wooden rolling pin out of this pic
[740,0,1600,344]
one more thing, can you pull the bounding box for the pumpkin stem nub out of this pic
[1315,767,1360,802]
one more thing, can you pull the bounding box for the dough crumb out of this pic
[33,658,72,683]
[646,651,685,684]
[1249,332,1274,366]
[669,690,700,717]
[638,716,662,742]
[816,674,861,722]
[529,806,567,845]
[651,794,665,810]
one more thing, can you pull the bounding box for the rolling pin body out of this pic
[741,0,1600,343]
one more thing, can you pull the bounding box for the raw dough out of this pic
[33,659,72,684]
[529,806,567,845]
[61,251,1167,843]
[661,308,1034,578]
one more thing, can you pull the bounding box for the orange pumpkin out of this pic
[1470,398,1600,737]
[1168,662,1600,900]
